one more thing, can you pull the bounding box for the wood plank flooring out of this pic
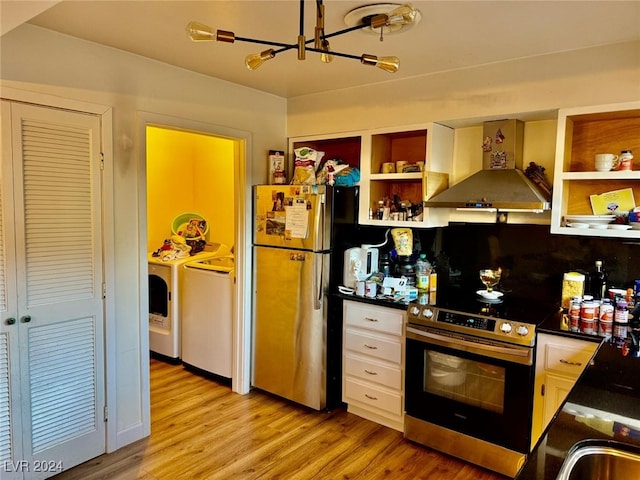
[52,359,508,480]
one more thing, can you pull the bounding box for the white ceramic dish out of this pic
[565,215,615,225]
[476,290,504,299]
[589,223,609,230]
[568,223,589,229]
[608,224,632,230]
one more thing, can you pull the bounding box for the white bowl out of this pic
[589,223,609,230]
[608,224,632,230]
[565,215,615,225]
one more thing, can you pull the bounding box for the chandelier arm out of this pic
[305,47,361,61]
[233,36,297,49]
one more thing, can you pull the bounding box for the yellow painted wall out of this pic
[147,126,235,253]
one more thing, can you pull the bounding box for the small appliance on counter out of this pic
[343,245,379,288]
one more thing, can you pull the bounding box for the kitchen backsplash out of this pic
[348,223,639,307]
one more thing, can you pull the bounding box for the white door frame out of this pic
[0,85,117,452]
[137,112,253,400]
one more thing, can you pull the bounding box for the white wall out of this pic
[287,40,640,224]
[287,41,640,136]
[1,23,286,449]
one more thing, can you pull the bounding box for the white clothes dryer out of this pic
[181,255,235,378]
[148,244,230,361]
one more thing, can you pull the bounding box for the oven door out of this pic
[405,325,535,453]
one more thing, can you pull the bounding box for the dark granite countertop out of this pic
[335,291,410,310]
[517,332,640,479]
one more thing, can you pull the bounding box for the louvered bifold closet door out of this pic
[1,100,23,479]
[10,103,105,479]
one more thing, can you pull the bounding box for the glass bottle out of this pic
[590,260,608,300]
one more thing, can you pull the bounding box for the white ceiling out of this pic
[4,0,640,98]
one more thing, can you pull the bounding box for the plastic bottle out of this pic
[590,260,608,300]
[613,299,629,346]
[415,254,430,292]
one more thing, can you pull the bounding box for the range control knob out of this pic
[516,325,530,337]
[408,306,421,317]
[499,322,513,334]
[422,308,434,319]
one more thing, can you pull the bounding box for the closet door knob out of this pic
[6,317,16,325]
[21,315,31,323]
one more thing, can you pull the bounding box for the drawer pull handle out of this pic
[365,394,378,401]
[364,369,378,375]
[364,317,379,322]
[364,344,378,350]
[559,358,582,366]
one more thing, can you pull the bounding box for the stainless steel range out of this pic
[404,292,559,478]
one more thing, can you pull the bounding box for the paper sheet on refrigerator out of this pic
[285,198,309,238]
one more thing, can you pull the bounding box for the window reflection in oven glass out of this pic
[424,350,505,414]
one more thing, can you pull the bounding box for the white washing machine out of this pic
[181,255,234,378]
[148,244,230,360]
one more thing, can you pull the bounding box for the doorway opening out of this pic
[139,113,252,403]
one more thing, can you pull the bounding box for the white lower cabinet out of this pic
[531,332,598,449]
[342,300,404,431]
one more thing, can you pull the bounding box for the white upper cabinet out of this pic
[550,101,640,238]
[289,123,453,228]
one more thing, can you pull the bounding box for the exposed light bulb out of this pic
[186,21,215,41]
[368,4,418,32]
[386,4,417,26]
[245,49,275,70]
[360,54,399,73]
[320,39,333,64]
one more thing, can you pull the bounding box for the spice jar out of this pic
[618,150,633,171]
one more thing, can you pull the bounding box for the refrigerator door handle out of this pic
[314,254,322,310]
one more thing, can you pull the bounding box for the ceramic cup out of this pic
[355,281,365,296]
[380,162,395,173]
[395,160,409,173]
[594,153,618,172]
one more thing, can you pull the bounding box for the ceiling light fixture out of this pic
[186,1,419,73]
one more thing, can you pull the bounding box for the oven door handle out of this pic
[406,326,530,358]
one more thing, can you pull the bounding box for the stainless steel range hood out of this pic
[424,119,551,212]
[424,168,551,211]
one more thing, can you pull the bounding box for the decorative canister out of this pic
[618,150,633,171]
[562,272,585,310]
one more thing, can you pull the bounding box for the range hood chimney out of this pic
[424,119,551,212]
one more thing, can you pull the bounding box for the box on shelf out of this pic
[268,150,286,185]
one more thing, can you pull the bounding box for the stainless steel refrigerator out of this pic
[252,184,358,410]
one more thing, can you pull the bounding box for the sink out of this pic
[556,439,640,480]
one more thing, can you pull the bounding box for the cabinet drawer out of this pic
[344,301,404,336]
[344,353,402,390]
[544,340,597,378]
[344,377,403,416]
[344,328,401,364]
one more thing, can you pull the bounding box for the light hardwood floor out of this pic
[52,359,507,480]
